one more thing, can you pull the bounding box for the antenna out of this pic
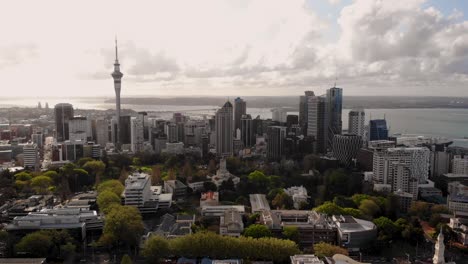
[115,36,118,62]
[334,76,337,88]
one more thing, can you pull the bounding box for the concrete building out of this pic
[123,173,172,213]
[54,103,74,142]
[307,92,328,153]
[266,126,287,161]
[23,143,39,170]
[332,134,363,166]
[290,255,324,264]
[393,190,413,214]
[164,142,184,155]
[453,155,468,175]
[368,119,388,141]
[200,192,219,207]
[250,194,271,213]
[348,109,365,139]
[284,186,309,209]
[164,180,187,201]
[220,208,244,237]
[373,147,430,185]
[69,116,92,141]
[210,158,240,187]
[234,97,246,132]
[332,215,377,251]
[261,210,337,248]
[96,119,110,147]
[215,101,234,157]
[131,116,144,153]
[240,114,254,148]
[299,91,315,136]
[271,108,287,123]
[201,205,245,217]
[326,87,343,149]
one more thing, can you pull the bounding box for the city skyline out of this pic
[0,0,468,97]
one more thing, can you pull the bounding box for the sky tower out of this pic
[111,38,123,149]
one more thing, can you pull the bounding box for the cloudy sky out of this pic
[1,0,467,97]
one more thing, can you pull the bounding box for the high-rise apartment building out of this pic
[453,155,468,175]
[326,87,343,149]
[348,109,365,139]
[215,101,233,157]
[166,122,178,143]
[54,103,74,142]
[369,119,388,141]
[234,97,246,132]
[266,126,287,161]
[373,147,430,185]
[131,116,144,153]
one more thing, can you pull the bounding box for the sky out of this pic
[0,0,467,97]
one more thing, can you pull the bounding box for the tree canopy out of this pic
[243,224,272,238]
[313,242,348,258]
[97,180,125,196]
[97,190,121,213]
[101,205,144,247]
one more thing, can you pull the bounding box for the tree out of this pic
[313,242,348,258]
[42,170,59,184]
[97,190,121,213]
[102,205,144,247]
[181,161,193,180]
[409,201,431,220]
[119,168,129,184]
[282,226,299,243]
[208,159,217,174]
[203,181,217,192]
[167,168,176,180]
[77,157,93,167]
[359,199,380,218]
[97,180,125,196]
[272,192,293,209]
[15,232,52,257]
[248,170,270,191]
[243,224,272,238]
[314,201,344,216]
[31,176,53,194]
[373,216,399,241]
[333,196,356,208]
[351,194,371,207]
[151,166,162,185]
[14,171,32,181]
[60,242,76,258]
[141,235,170,263]
[83,160,105,186]
[342,208,363,218]
[120,254,133,264]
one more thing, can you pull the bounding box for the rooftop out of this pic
[249,194,270,212]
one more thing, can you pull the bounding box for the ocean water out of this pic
[1,97,467,147]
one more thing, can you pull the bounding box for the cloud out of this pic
[0,43,37,69]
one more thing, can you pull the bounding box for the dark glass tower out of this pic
[369,119,388,141]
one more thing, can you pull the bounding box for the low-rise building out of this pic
[164,180,187,201]
[448,194,468,214]
[250,194,270,213]
[200,192,219,207]
[448,217,468,246]
[123,173,172,213]
[210,158,240,187]
[201,205,245,217]
[290,255,324,264]
[261,210,337,248]
[393,190,413,214]
[332,215,377,251]
[219,208,244,237]
[284,186,309,209]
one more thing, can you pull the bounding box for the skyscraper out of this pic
[307,92,328,153]
[369,119,388,141]
[348,109,365,138]
[271,108,287,123]
[111,38,123,149]
[241,114,254,147]
[266,126,287,161]
[234,97,246,132]
[119,116,131,145]
[326,87,343,149]
[54,103,74,142]
[215,101,233,157]
[131,117,144,153]
[299,91,314,136]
